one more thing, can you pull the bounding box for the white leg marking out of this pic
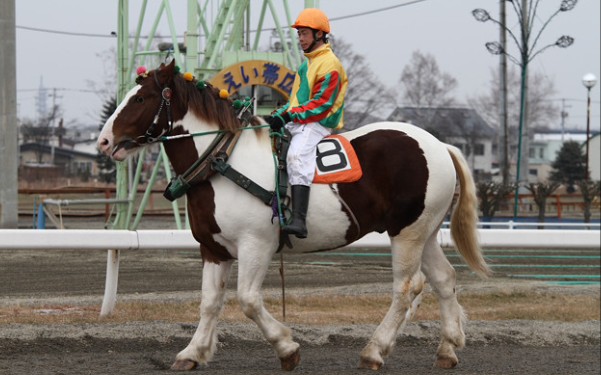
[422,233,465,367]
[236,245,299,360]
[175,260,233,365]
[360,233,426,368]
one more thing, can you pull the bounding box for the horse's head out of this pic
[97,60,181,161]
[98,59,263,162]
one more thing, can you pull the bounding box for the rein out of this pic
[159,124,270,142]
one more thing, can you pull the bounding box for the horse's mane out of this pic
[171,74,262,132]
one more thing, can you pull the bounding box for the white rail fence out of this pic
[1,227,599,316]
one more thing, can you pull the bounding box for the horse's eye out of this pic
[135,96,144,104]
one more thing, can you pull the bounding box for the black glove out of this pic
[266,112,291,131]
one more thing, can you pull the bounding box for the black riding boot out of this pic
[284,185,310,238]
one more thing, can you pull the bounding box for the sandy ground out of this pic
[1,216,600,374]
[1,319,599,375]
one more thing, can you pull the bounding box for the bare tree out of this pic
[333,38,396,130]
[525,181,560,226]
[477,181,516,220]
[469,67,559,164]
[19,104,62,163]
[398,50,458,108]
[577,180,601,224]
[87,46,119,108]
[469,67,559,183]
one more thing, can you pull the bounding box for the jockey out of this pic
[266,8,348,239]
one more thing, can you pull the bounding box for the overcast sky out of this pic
[14,0,600,132]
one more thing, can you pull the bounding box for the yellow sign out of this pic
[209,60,295,99]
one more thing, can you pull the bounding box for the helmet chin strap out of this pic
[302,30,321,53]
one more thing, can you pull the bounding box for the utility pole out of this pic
[560,99,569,142]
[499,0,509,185]
[0,0,19,228]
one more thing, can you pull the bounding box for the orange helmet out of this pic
[292,8,330,34]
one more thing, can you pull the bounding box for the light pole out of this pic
[582,73,597,181]
[472,0,576,220]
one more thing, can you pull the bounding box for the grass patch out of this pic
[1,290,598,325]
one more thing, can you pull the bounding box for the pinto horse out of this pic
[97,60,490,371]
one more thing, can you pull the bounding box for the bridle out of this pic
[137,73,174,144]
[111,74,175,156]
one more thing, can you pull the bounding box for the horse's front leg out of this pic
[172,259,234,371]
[237,244,300,371]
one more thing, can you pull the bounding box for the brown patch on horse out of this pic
[337,130,428,242]
[186,182,234,264]
[162,127,197,172]
[162,124,233,264]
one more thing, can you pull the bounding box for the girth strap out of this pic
[210,156,273,205]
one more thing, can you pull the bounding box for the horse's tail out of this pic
[446,145,492,278]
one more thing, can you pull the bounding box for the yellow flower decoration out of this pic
[183,72,194,82]
[219,89,229,99]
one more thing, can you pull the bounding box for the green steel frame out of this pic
[112,0,313,231]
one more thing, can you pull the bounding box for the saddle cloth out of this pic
[313,134,362,184]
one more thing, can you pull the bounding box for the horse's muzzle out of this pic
[111,138,139,161]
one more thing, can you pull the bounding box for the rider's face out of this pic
[297,28,320,52]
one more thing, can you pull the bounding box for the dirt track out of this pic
[1,219,600,374]
[1,320,599,375]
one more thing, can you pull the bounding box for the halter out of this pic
[135,73,175,145]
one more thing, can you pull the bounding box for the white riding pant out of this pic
[285,122,331,186]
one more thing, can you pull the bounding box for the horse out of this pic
[97,60,491,371]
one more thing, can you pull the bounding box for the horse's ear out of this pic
[156,59,176,85]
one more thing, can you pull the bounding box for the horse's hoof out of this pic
[435,355,458,369]
[280,348,301,371]
[170,359,199,371]
[359,358,382,371]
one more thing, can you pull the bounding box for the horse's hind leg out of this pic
[359,234,426,370]
[172,260,234,371]
[237,245,300,371]
[421,233,465,369]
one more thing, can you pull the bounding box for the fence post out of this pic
[105,188,111,221]
[100,249,120,317]
[36,203,46,229]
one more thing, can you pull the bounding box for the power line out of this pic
[329,0,428,22]
[16,25,116,38]
[17,88,98,93]
[547,98,601,104]
[16,1,428,38]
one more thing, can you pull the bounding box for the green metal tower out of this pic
[112,0,310,231]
